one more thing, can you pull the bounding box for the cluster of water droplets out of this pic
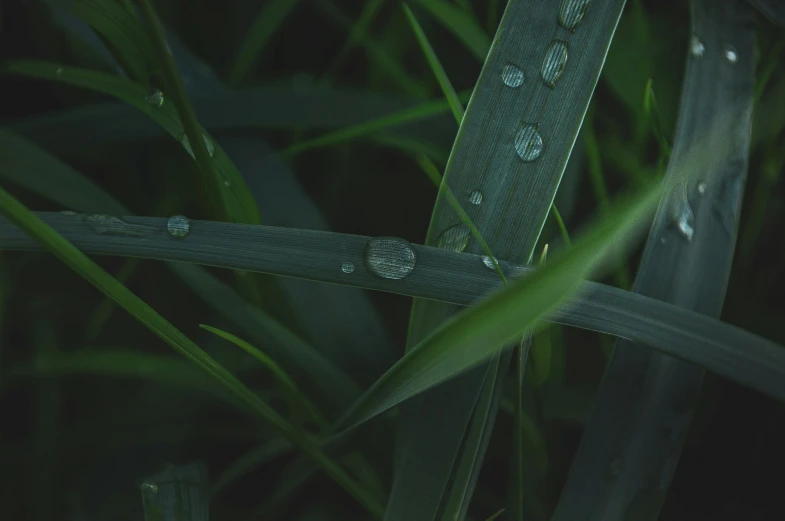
[690,35,739,65]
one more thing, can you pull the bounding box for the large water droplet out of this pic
[364,237,416,280]
[180,133,215,159]
[501,63,524,88]
[436,224,470,252]
[724,44,738,64]
[690,35,705,58]
[145,89,165,108]
[541,40,568,88]
[559,0,591,32]
[166,215,190,238]
[481,255,497,270]
[85,214,157,237]
[341,262,355,274]
[514,124,543,162]
[469,190,483,205]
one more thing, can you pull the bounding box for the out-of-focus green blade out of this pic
[552,1,758,520]
[391,1,627,519]
[140,461,210,521]
[749,0,785,27]
[227,0,303,85]
[414,0,491,61]
[1,60,260,225]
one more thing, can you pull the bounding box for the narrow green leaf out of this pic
[1,60,261,224]
[483,509,505,521]
[227,0,302,86]
[336,184,659,431]
[0,184,382,518]
[403,3,464,123]
[321,0,387,81]
[200,324,327,428]
[414,0,491,61]
[211,437,293,495]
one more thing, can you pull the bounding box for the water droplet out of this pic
[469,190,483,205]
[481,255,497,270]
[180,133,215,158]
[690,35,705,58]
[436,224,470,252]
[59,211,77,216]
[559,0,591,32]
[145,89,165,108]
[697,182,707,194]
[363,237,416,280]
[724,44,738,63]
[660,237,667,245]
[85,214,157,237]
[341,262,355,274]
[514,124,543,162]
[140,481,158,494]
[56,67,64,76]
[166,215,190,238]
[501,63,524,88]
[223,180,231,187]
[541,40,568,88]
[674,201,695,242]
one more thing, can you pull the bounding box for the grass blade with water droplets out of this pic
[552,1,758,519]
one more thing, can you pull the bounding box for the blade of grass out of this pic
[0,183,383,518]
[2,60,260,224]
[320,0,387,82]
[140,461,209,521]
[414,0,491,61]
[200,324,327,429]
[749,0,785,27]
[211,437,293,495]
[227,0,302,86]
[552,1,758,519]
[4,211,785,405]
[403,4,464,122]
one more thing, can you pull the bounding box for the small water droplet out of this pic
[436,224,470,252]
[690,35,705,57]
[59,210,77,216]
[660,237,667,245]
[145,89,165,108]
[481,255,497,270]
[166,215,190,238]
[501,63,524,87]
[559,0,591,32]
[364,237,416,280]
[724,44,738,63]
[341,262,355,274]
[469,190,483,205]
[697,182,707,194]
[85,214,157,237]
[675,201,695,242]
[180,132,215,158]
[541,40,568,88]
[140,481,158,494]
[514,124,543,162]
[223,179,231,187]
[56,67,64,76]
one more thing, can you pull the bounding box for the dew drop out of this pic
[180,133,215,158]
[341,262,355,274]
[223,180,231,187]
[501,63,524,88]
[145,89,165,108]
[140,481,158,494]
[469,190,483,205]
[697,182,707,194]
[85,214,157,237]
[541,40,568,88]
[56,67,64,76]
[363,237,416,280]
[690,35,705,58]
[166,215,190,238]
[724,44,738,64]
[559,0,591,32]
[436,224,470,252]
[514,124,543,162]
[481,255,497,270]
[674,201,695,242]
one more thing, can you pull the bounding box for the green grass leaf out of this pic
[413,0,491,61]
[0,183,383,518]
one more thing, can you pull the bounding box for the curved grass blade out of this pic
[749,0,785,27]
[321,0,387,81]
[1,60,260,225]
[413,0,491,61]
[211,437,293,495]
[54,0,155,83]
[227,0,302,86]
[403,3,464,122]
[552,1,758,519]
[0,184,384,519]
[4,211,785,406]
[200,324,327,428]
[332,184,659,432]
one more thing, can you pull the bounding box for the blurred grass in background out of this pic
[0,1,784,520]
